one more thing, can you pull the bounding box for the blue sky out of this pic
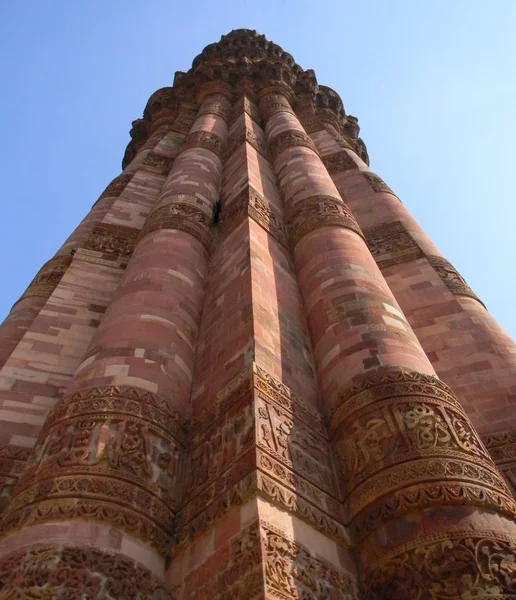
[1,1,515,338]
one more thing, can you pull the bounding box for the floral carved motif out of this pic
[363,220,424,269]
[365,531,516,599]
[138,194,213,249]
[427,255,484,305]
[322,150,358,174]
[182,130,226,162]
[20,255,72,300]
[269,130,319,160]
[219,184,287,245]
[225,127,270,159]
[286,194,362,246]
[362,171,398,197]
[0,543,175,599]
[141,151,174,175]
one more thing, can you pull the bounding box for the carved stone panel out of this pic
[363,220,424,269]
[323,150,358,174]
[427,255,484,305]
[20,255,73,300]
[141,151,174,175]
[362,171,398,198]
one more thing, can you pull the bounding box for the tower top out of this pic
[122,30,369,168]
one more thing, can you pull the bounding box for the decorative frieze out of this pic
[363,220,424,269]
[20,255,72,301]
[197,94,232,122]
[1,385,187,554]
[322,150,358,174]
[269,130,320,160]
[141,151,174,175]
[427,255,484,305]
[225,127,270,159]
[0,543,174,599]
[328,367,516,537]
[362,171,397,197]
[219,184,287,245]
[365,531,516,599]
[97,173,133,202]
[182,130,226,162]
[286,194,362,247]
[83,223,139,257]
[138,194,213,249]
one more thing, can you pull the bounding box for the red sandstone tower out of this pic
[1,29,516,599]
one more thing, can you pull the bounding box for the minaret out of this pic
[1,29,516,599]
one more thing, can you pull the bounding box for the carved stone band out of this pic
[268,129,320,160]
[322,150,358,174]
[363,220,424,269]
[83,223,139,258]
[1,385,187,553]
[225,127,270,160]
[138,194,213,249]
[20,255,73,301]
[286,194,363,247]
[259,94,295,120]
[141,151,174,175]
[219,184,287,246]
[97,173,133,203]
[0,543,173,599]
[181,130,226,162]
[362,171,398,198]
[427,255,485,306]
[364,531,516,598]
[197,94,232,123]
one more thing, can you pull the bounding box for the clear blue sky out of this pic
[1,1,515,338]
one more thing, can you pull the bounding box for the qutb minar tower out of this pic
[2,29,516,599]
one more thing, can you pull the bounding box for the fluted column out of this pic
[0,86,231,595]
[259,85,516,598]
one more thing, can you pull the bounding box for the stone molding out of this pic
[427,255,485,306]
[363,220,424,269]
[0,543,174,599]
[19,255,73,301]
[141,151,174,175]
[83,223,139,259]
[322,150,358,174]
[225,127,270,160]
[364,530,516,598]
[286,194,363,247]
[219,184,287,246]
[181,130,226,162]
[96,173,133,204]
[326,367,516,538]
[1,385,187,554]
[269,129,320,160]
[197,93,232,122]
[172,364,349,551]
[362,170,398,198]
[138,194,213,249]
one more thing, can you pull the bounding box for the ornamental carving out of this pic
[138,195,213,249]
[362,170,397,197]
[268,130,319,160]
[322,150,358,174]
[286,195,362,247]
[180,521,262,600]
[20,255,72,300]
[182,130,226,162]
[363,220,424,269]
[484,429,516,463]
[230,94,262,125]
[0,543,175,599]
[141,151,174,175]
[427,255,484,304]
[259,93,294,120]
[83,223,139,257]
[263,522,358,600]
[197,94,232,122]
[97,173,133,201]
[365,531,516,599]
[219,184,287,246]
[225,127,270,159]
[256,396,338,496]
[1,385,186,552]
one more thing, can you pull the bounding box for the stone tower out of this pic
[1,29,516,599]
